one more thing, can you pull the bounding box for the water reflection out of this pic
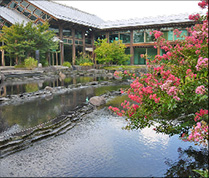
[0,84,127,135]
[0,76,108,96]
[0,108,206,177]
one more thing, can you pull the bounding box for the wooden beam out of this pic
[1,41,5,66]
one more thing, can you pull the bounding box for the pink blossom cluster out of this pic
[153,30,163,39]
[195,57,208,71]
[194,109,208,121]
[195,85,206,95]
[185,69,197,79]
[173,29,182,38]
[114,71,122,77]
[149,94,160,103]
[198,0,208,9]
[187,121,208,144]
[189,13,201,21]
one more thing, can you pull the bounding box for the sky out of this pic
[54,1,206,21]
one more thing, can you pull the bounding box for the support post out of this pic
[72,28,76,65]
[1,41,5,66]
[59,24,64,65]
[130,30,134,65]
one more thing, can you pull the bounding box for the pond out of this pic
[0,77,207,177]
[0,107,207,177]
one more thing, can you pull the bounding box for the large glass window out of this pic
[120,31,130,43]
[21,1,29,7]
[133,30,144,43]
[94,32,106,41]
[109,31,119,43]
[75,30,82,39]
[49,27,59,36]
[174,29,187,40]
[42,14,51,20]
[147,48,157,60]
[9,1,17,8]
[63,29,72,37]
[34,8,43,17]
[162,30,173,41]
[23,9,30,17]
[134,48,146,65]
[16,5,23,12]
[145,31,155,42]
[27,4,36,12]
[29,14,37,21]
[85,39,92,45]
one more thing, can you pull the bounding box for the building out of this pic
[0,0,197,66]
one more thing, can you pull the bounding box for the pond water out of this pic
[0,77,207,177]
[1,76,109,96]
[0,108,207,177]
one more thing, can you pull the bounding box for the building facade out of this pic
[0,0,197,66]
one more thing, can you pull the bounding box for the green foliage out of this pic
[94,39,131,65]
[75,52,94,66]
[25,83,39,93]
[63,61,72,68]
[24,57,38,69]
[0,21,58,65]
[193,169,208,178]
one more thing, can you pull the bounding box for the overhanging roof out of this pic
[28,0,105,28]
[0,6,30,25]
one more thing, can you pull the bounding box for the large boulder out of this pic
[89,96,106,106]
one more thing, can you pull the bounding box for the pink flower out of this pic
[195,85,206,95]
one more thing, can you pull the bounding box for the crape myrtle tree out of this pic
[0,21,58,65]
[109,0,208,146]
[94,38,131,65]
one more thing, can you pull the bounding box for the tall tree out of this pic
[0,21,58,65]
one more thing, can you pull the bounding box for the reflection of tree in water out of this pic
[164,146,208,177]
[0,110,9,133]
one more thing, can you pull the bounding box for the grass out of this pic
[102,65,146,70]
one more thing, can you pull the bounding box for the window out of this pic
[34,8,43,17]
[145,31,155,42]
[42,14,51,20]
[94,32,106,41]
[85,39,91,45]
[21,1,29,7]
[29,15,37,21]
[133,30,144,43]
[23,9,30,17]
[120,33,130,43]
[174,29,187,40]
[68,39,72,44]
[75,30,82,39]
[27,4,36,12]
[63,29,71,37]
[109,32,119,43]
[63,38,68,43]
[9,1,17,8]
[16,5,23,12]
[162,30,173,41]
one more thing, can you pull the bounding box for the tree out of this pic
[109,0,208,143]
[0,21,58,65]
[94,39,131,65]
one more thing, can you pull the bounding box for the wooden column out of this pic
[72,28,76,65]
[106,32,109,43]
[157,46,160,55]
[82,30,86,54]
[1,41,5,66]
[59,24,64,65]
[130,30,134,65]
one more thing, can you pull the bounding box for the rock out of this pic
[59,71,66,80]
[38,63,42,68]
[89,81,98,85]
[44,86,53,92]
[0,97,10,101]
[0,74,5,82]
[89,96,106,106]
[106,73,113,78]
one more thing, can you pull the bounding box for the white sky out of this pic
[54,1,206,21]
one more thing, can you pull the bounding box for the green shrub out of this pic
[75,52,94,66]
[63,61,71,68]
[24,57,38,69]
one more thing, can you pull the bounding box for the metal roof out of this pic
[0,6,30,25]
[99,13,192,29]
[0,0,195,30]
[28,0,105,28]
